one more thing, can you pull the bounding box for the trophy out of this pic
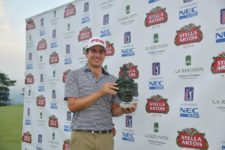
[116,66,138,108]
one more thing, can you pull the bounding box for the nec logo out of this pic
[64,125,72,132]
[50,102,58,109]
[180,107,199,118]
[38,85,45,92]
[81,16,90,24]
[121,48,135,57]
[125,115,132,128]
[25,119,31,125]
[152,62,160,75]
[100,28,111,37]
[149,80,164,90]
[148,0,159,3]
[64,57,72,65]
[26,63,33,70]
[216,31,225,43]
[183,0,193,3]
[179,6,198,20]
[122,132,135,142]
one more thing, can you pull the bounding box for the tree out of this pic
[0,72,16,105]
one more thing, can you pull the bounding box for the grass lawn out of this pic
[0,105,24,150]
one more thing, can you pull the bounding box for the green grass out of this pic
[0,105,23,150]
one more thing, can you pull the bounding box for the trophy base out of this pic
[120,99,137,108]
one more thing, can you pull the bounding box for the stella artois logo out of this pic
[22,132,32,143]
[26,19,35,30]
[119,63,139,79]
[78,27,92,41]
[63,139,71,150]
[63,69,71,83]
[177,128,209,150]
[36,95,46,107]
[49,51,59,64]
[37,39,47,50]
[145,6,168,27]
[64,4,76,18]
[175,23,203,46]
[211,52,225,74]
[25,74,34,84]
[48,115,58,128]
[145,95,169,114]
[105,41,115,56]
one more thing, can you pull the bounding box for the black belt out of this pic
[75,129,112,134]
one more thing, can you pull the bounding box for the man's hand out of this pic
[122,103,137,114]
[99,83,118,95]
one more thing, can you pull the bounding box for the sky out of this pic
[0,0,73,98]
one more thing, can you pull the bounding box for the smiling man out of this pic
[64,37,137,150]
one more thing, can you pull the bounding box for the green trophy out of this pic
[116,66,138,108]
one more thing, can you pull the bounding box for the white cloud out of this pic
[0,0,4,17]
[0,0,25,90]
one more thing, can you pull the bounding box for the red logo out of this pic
[91,38,105,45]
[22,132,32,143]
[145,95,169,114]
[37,39,47,50]
[63,139,71,150]
[177,128,209,150]
[175,23,203,46]
[25,74,34,84]
[119,63,139,79]
[36,95,46,107]
[63,69,71,83]
[78,27,92,41]
[145,6,168,27]
[26,19,35,30]
[211,52,225,74]
[49,51,59,64]
[64,4,76,18]
[106,41,115,56]
[48,115,58,128]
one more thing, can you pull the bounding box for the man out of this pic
[64,37,137,150]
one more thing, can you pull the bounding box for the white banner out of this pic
[23,0,225,149]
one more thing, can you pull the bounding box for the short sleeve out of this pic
[64,70,79,100]
[111,94,120,104]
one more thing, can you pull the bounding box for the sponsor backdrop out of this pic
[23,0,225,149]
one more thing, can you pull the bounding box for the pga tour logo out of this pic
[103,14,109,25]
[152,62,160,75]
[222,145,225,150]
[124,32,131,44]
[125,115,132,128]
[221,9,225,24]
[184,87,194,101]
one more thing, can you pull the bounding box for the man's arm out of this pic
[67,83,118,112]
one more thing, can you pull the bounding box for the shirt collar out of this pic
[83,64,109,75]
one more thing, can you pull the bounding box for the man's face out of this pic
[86,45,106,68]
[118,80,134,103]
